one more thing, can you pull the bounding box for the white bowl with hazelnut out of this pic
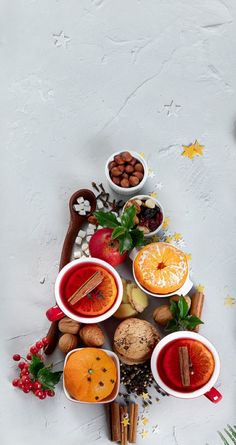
[123,195,164,237]
[105,151,148,196]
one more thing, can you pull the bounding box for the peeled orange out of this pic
[134,242,188,294]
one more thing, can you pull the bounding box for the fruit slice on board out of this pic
[65,266,117,316]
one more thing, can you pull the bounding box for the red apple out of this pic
[89,228,127,266]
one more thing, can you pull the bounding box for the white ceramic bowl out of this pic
[122,194,165,237]
[63,348,120,404]
[105,151,148,196]
[151,331,221,400]
[54,257,123,323]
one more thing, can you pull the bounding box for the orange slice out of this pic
[65,266,117,316]
[64,348,117,402]
[134,242,188,294]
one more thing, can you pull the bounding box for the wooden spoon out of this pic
[44,188,97,355]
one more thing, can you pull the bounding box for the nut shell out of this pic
[58,317,80,334]
[133,171,144,181]
[58,333,78,354]
[112,176,121,186]
[79,324,105,347]
[121,178,130,188]
[125,165,134,174]
[111,167,122,177]
[134,163,144,173]
[108,161,117,170]
[114,155,125,165]
[153,305,173,326]
[121,151,133,162]
[129,176,140,187]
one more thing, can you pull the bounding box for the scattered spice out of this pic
[120,362,154,406]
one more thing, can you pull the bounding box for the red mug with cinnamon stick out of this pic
[46,258,123,324]
[151,331,222,403]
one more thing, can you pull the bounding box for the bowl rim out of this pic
[122,194,165,237]
[63,348,120,404]
[105,150,148,193]
[54,257,123,323]
[150,331,220,399]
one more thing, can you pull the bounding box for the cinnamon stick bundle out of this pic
[190,291,204,332]
[110,402,121,442]
[120,405,128,445]
[128,402,138,443]
[179,346,190,386]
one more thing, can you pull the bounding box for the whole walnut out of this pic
[58,317,80,334]
[79,324,105,347]
[58,333,78,354]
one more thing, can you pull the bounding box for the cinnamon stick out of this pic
[190,291,204,332]
[68,271,103,305]
[110,402,121,442]
[179,346,190,387]
[129,402,138,443]
[120,405,128,445]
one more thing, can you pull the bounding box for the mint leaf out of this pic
[185,315,204,330]
[130,228,145,247]
[112,226,126,240]
[121,205,136,230]
[29,355,44,378]
[178,296,189,319]
[166,319,179,332]
[169,300,179,318]
[37,368,63,390]
[94,211,119,228]
[118,233,133,254]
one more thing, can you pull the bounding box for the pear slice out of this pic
[129,286,149,313]
[113,303,138,319]
[121,278,129,303]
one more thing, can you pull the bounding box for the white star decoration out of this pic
[53,31,71,48]
[155,182,163,190]
[163,100,181,117]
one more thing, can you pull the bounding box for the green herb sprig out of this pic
[29,355,62,391]
[94,205,146,254]
[166,296,204,332]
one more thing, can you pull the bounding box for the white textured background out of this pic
[1,1,236,444]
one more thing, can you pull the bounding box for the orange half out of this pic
[134,242,188,294]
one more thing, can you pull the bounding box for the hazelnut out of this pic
[120,178,130,188]
[137,225,150,234]
[58,317,80,334]
[118,164,125,172]
[121,151,133,162]
[112,176,121,186]
[125,164,134,174]
[134,163,144,173]
[153,305,173,326]
[133,171,144,181]
[88,215,98,225]
[134,215,139,225]
[122,172,129,179]
[114,154,125,165]
[130,157,137,166]
[125,199,141,214]
[108,161,117,170]
[58,333,78,354]
[129,175,140,187]
[111,167,122,177]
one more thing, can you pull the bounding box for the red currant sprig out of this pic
[11,337,54,400]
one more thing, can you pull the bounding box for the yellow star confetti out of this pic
[182,140,205,160]
[152,235,161,242]
[142,417,149,426]
[141,392,150,401]
[165,235,173,243]
[149,191,157,198]
[141,430,149,439]
[139,151,146,158]
[121,416,130,427]
[185,253,192,261]
[173,232,182,241]
[196,284,205,293]
[162,217,170,230]
[224,296,235,307]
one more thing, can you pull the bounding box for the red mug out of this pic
[151,331,222,403]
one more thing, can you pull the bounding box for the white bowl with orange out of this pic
[46,258,123,324]
[131,242,193,298]
[63,347,120,404]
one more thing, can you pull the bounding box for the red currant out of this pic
[36,341,43,350]
[42,337,49,346]
[27,382,33,391]
[18,380,24,389]
[12,354,21,361]
[33,381,41,390]
[18,362,25,370]
[21,368,29,376]
[35,390,43,398]
[30,346,38,354]
[46,390,55,397]
[39,392,46,400]
[26,353,32,360]
[21,375,30,384]
[23,386,30,393]
[12,378,19,387]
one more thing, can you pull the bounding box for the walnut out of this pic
[58,333,78,354]
[58,317,80,334]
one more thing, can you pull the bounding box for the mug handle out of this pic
[204,387,222,403]
[46,304,65,322]
[175,275,193,296]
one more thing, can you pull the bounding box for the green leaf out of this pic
[165,319,179,332]
[178,296,189,319]
[37,368,63,390]
[111,226,126,240]
[118,233,133,254]
[185,315,204,330]
[169,300,179,318]
[121,205,136,230]
[94,211,119,228]
[130,228,145,247]
[29,355,44,378]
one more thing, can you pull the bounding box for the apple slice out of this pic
[129,286,149,313]
[113,303,138,319]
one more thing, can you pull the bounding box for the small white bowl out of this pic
[63,348,120,404]
[151,331,221,401]
[105,151,148,196]
[122,194,165,238]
